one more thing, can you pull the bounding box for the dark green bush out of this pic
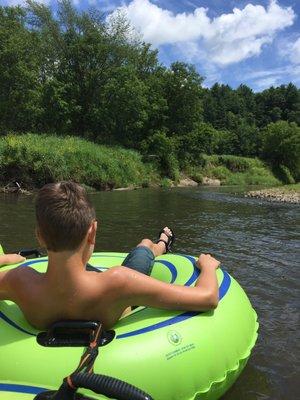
[141,131,179,181]
[262,121,300,181]
[273,165,295,184]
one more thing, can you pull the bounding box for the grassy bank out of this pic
[0,134,283,190]
[186,155,281,186]
[0,134,158,190]
[276,183,300,191]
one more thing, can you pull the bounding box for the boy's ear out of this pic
[87,220,97,245]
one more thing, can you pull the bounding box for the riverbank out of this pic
[246,184,300,204]
[0,133,284,192]
[0,134,160,191]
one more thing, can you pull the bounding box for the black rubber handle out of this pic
[17,248,43,258]
[72,372,153,400]
[37,320,115,347]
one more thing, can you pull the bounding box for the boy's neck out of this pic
[46,248,88,279]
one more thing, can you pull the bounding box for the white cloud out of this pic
[254,76,281,90]
[243,64,300,90]
[290,38,300,64]
[108,0,295,66]
[284,37,300,65]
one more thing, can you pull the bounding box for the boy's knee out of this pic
[138,239,153,249]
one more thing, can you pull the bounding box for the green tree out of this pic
[255,84,300,128]
[203,84,243,130]
[262,121,300,181]
[176,123,221,167]
[26,0,164,143]
[226,113,260,156]
[162,62,204,135]
[0,6,42,132]
[141,131,179,179]
[236,84,256,125]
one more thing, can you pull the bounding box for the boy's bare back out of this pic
[1,264,127,329]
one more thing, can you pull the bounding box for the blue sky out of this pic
[1,0,299,91]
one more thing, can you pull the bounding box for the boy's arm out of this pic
[0,269,13,300]
[0,253,24,300]
[0,254,26,267]
[113,254,220,312]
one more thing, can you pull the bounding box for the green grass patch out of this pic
[203,154,264,172]
[226,168,280,186]
[186,154,280,186]
[0,134,158,190]
[275,183,300,192]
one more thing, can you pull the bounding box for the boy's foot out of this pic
[156,227,175,253]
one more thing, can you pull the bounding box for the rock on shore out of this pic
[246,188,300,204]
[202,177,221,186]
[177,178,198,187]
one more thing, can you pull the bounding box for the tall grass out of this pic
[187,154,281,186]
[0,134,157,189]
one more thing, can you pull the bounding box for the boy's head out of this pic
[35,181,96,252]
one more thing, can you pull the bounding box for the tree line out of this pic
[0,0,299,181]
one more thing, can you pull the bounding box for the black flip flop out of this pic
[156,228,175,253]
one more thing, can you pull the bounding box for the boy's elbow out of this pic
[209,295,219,309]
[204,291,219,310]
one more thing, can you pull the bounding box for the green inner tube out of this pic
[0,252,259,400]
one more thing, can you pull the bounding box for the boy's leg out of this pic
[121,229,171,276]
[121,244,155,276]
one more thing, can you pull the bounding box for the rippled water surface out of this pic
[0,187,299,399]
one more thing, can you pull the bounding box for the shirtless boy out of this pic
[0,181,220,330]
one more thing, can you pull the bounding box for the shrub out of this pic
[141,131,179,181]
[160,178,173,188]
[273,165,295,184]
[262,121,300,181]
[209,166,231,180]
[185,166,203,183]
[226,168,280,186]
[244,167,280,186]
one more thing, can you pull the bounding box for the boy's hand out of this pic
[196,254,220,270]
[0,254,26,267]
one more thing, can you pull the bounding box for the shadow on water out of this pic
[0,186,299,399]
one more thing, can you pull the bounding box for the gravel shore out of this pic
[246,187,300,204]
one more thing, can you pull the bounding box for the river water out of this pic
[0,187,299,399]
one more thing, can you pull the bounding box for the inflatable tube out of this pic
[0,252,258,399]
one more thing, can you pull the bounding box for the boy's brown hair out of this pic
[35,181,96,252]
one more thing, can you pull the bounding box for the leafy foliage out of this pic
[0,1,299,183]
[262,121,300,181]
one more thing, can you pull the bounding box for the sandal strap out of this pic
[159,229,172,239]
[156,228,175,253]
